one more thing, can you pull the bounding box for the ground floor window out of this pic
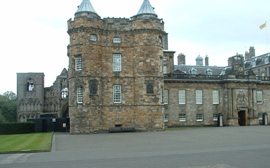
[196,114,203,122]
[113,85,121,103]
[164,115,169,122]
[179,114,186,122]
[213,114,218,121]
[258,113,263,121]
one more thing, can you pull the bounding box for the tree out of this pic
[0,91,17,122]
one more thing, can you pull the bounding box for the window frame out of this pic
[164,115,169,123]
[75,56,82,71]
[213,114,218,121]
[113,85,122,103]
[113,54,122,72]
[179,114,186,122]
[164,90,168,104]
[90,34,97,41]
[77,86,83,104]
[257,91,263,104]
[196,90,203,104]
[212,90,219,105]
[179,90,186,104]
[196,114,203,122]
[113,37,121,43]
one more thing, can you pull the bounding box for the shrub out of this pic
[0,122,35,135]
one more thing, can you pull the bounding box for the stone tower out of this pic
[178,53,186,65]
[17,73,45,122]
[67,0,166,133]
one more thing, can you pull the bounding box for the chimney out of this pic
[178,53,186,65]
[205,55,209,66]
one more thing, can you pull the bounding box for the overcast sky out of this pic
[0,0,269,94]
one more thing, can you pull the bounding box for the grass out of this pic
[0,132,53,153]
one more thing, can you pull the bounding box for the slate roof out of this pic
[174,65,225,76]
[135,0,157,17]
[244,53,270,69]
[75,0,97,15]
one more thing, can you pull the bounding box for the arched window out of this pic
[61,88,69,99]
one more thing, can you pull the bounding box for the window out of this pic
[179,114,186,122]
[90,34,97,41]
[258,113,263,121]
[196,90,203,104]
[163,66,167,74]
[206,69,213,75]
[265,56,269,64]
[213,114,218,121]
[75,57,82,71]
[77,87,83,103]
[113,54,121,72]
[164,115,169,122]
[90,80,97,95]
[61,88,68,99]
[163,56,167,61]
[257,91,263,104]
[164,90,168,104]
[189,68,197,75]
[146,82,154,94]
[113,38,121,43]
[196,114,203,121]
[27,78,34,91]
[113,85,121,103]
[179,90,186,104]
[212,90,219,104]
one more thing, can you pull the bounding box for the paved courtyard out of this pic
[0,126,270,168]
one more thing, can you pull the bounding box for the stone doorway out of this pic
[238,111,247,126]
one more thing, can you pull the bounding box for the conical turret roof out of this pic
[75,0,97,15]
[135,0,157,17]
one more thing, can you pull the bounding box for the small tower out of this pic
[205,55,209,66]
[196,55,203,66]
[178,53,186,65]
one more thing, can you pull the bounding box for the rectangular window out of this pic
[77,87,83,103]
[257,91,263,104]
[113,38,121,43]
[196,114,203,122]
[258,113,263,121]
[179,114,186,122]
[75,57,82,71]
[113,85,121,103]
[213,114,218,121]
[113,54,121,72]
[163,66,167,74]
[164,115,169,122]
[164,90,168,104]
[90,34,97,41]
[212,90,219,104]
[179,90,186,104]
[196,90,203,104]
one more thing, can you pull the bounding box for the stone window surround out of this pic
[213,114,218,121]
[257,90,263,104]
[146,81,154,94]
[90,34,98,42]
[113,54,122,72]
[179,114,186,122]
[75,55,82,71]
[164,115,169,122]
[196,90,203,105]
[113,37,121,43]
[212,90,219,105]
[163,90,168,104]
[179,90,186,104]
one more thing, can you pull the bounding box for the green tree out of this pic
[0,91,17,122]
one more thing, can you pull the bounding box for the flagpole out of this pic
[266,21,269,54]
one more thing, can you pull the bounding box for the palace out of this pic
[17,0,270,133]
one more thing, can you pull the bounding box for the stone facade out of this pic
[17,69,68,122]
[67,0,166,133]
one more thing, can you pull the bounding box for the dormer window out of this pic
[265,56,269,64]
[252,60,256,67]
[189,68,197,75]
[205,69,213,75]
[27,78,34,91]
[90,34,97,41]
[113,38,121,43]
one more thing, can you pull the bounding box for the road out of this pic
[0,126,270,168]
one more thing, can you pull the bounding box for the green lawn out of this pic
[0,132,53,153]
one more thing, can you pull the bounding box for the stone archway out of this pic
[238,110,247,126]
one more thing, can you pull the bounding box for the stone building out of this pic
[67,0,166,133]
[17,0,270,132]
[17,69,68,122]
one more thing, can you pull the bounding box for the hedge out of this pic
[0,122,35,135]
